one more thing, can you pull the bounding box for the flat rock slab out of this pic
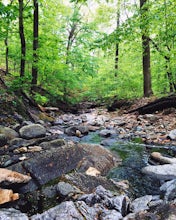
[31,201,84,220]
[142,164,176,180]
[23,145,84,185]
[64,172,121,194]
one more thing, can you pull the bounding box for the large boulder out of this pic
[19,124,46,139]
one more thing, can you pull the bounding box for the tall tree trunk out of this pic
[4,37,9,74]
[114,0,120,77]
[140,0,153,97]
[18,0,26,77]
[31,0,39,90]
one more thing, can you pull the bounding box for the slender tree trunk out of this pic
[114,1,120,77]
[4,37,9,74]
[18,0,26,77]
[31,0,39,90]
[140,0,153,97]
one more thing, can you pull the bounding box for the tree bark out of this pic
[140,0,153,97]
[31,0,39,90]
[18,0,26,77]
[114,1,120,77]
[4,37,9,74]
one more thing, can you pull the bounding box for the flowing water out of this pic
[80,132,176,199]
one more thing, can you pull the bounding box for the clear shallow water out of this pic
[80,132,168,198]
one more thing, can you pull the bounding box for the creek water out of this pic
[80,131,175,199]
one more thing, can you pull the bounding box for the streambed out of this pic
[79,131,176,198]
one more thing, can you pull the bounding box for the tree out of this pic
[140,0,153,97]
[18,0,26,77]
[114,0,121,77]
[31,0,39,90]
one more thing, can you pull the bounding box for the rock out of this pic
[31,201,84,220]
[65,172,120,194]
[76,200,101,220]
[168,129,176,140]
[160,179,176,201]
[151,152,176,164]
[22,145,84,185]
[0,168,31,183]
[57,182,80,197]
[99,129,116,137]
[0,188,19,204]
[40,139,66,149]
[131,195,153,213]
[0,208,28,220]
[0,126,19,140]
[0,133,7,147]
[65,126,89,136]
[77,143,120,175]
[142,164,176,180]
[19,124,46,139]
[100,209,123,220]
[85,166,101,176]
[101,138,117,146]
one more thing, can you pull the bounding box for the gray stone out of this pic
[100,209,123,220]
[0,208,28,220]
[19,124,46,139]
[57,182,77,197]
[131,195,153,213]
[40,139,66,149]
[23,145,84,185]
[168,129,176,140]
[0,126,19,141]
[65,126,89,136]
[99,129,116,137]
[160,179,176,201]
[142,164,176,180]
[76,200,101,220]
[31,201,84,220]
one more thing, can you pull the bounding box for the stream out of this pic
[63,130,170,199]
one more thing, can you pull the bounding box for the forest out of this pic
[0,0,176,106]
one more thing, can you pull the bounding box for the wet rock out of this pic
[19,124,46,139]
[9,138,30,151]
[21,144,84,186]
[142,164,176,180]
[65,172,120,194]
[0,133,7,147]
[131,195,153,212]
[0,126,19,141]
[0,208,28,220]
[31,201,84,220]
[77,143,120,175]
[160,179,176,201]
[168,129,176,140]
[65,126,89,136]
